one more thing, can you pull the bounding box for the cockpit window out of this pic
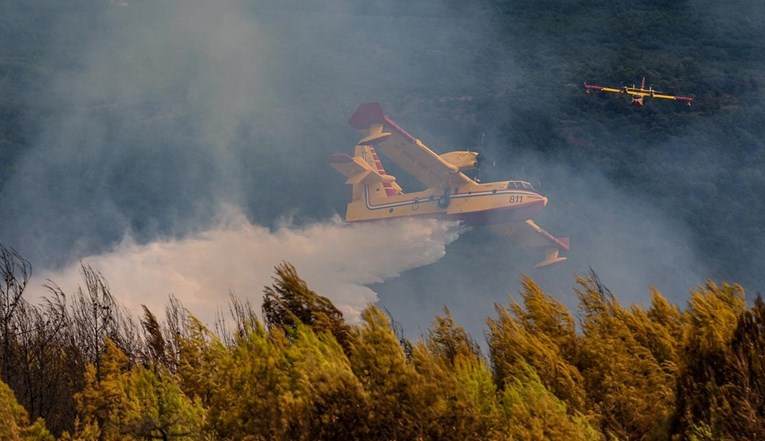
[507,180,535,190]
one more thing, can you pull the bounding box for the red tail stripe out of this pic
[368,147,398,196]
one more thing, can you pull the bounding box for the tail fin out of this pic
[328,144,402,204]
[359,145,401,197]
[329,103,407,221]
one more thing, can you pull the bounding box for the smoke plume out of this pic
[30,211,462,325]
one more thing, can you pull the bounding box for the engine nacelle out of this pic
[439,151,479,171]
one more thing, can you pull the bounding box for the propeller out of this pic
[473,151,498,183]
[474,152,484,182]
[474,132,487,182]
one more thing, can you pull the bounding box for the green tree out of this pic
[73,338,205,440]
[498,361,598,441]
[282,326,370,441]
[411,339,501,440]
[349,305,434,440]
[262,262,352,352]
[487,277,586,413]
[425,307,481,366]
[452,350,504,438]
[121,366,206,440]
[202,317,291,439]
[402,309,501,439]
[510,277,579,363]
[575,273,678,440]
[140,305,170,369]
[0,379,53,441]
[719,295,765,438]
[672,281,747,439]
[175,316,226,427]
[192,313,370,440]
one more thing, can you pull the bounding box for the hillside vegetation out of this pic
[1,244,764,440]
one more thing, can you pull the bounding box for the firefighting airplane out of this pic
[328,102,569,269]
[584,77,694,107]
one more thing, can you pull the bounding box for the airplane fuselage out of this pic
[345,179,548,226]
[331,102,569,269]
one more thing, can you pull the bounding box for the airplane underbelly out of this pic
[456,199,546,226]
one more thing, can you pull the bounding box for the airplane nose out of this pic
[542,196,548,207]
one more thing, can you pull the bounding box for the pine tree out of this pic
[174,316,226,431]
[425,307,481,366]
[487,278,586,413]
[282,326,370,441]
[720,295,765,438]
[498,361,598,440]
[349,305,433,440]
[73,338,204,440]
[413,307,499,439]
[411,340,502,440]
[262,262,353,352]
[575,272,678,440]
[672,281,747,439]
[203,317,291,439]
[0,379,53,441]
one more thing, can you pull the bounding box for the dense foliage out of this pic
[2,244,764,440]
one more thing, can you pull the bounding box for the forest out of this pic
[2,242,764,440]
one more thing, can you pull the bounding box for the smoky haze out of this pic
[1,0,761,339]
[33,212,461,326]
[3,0,505,327]
[1,0,505,264]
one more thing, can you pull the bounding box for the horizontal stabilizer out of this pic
[327,154,396,185]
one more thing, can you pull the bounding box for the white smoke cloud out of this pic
[30,210,462,325]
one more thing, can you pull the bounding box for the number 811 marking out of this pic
[509,195,524,204]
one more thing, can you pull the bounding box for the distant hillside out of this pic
[1,0,763,289]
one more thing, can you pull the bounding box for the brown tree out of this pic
[0,244,31,384]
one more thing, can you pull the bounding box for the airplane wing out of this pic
[489,220,570,269]
[623,87,693,103]
[348,103,472,189]
[585,83,624,94]
[652,93,694,104]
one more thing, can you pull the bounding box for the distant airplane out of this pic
[328,102,569,269]
[585,77,694,107]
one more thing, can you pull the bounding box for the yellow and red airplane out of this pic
[585,77,694,107]
[328,102,569,269]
